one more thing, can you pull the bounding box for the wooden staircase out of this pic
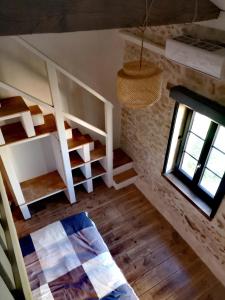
[0,96,109,219]
[113,148,138,190]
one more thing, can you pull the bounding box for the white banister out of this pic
[46,63,76,204]
[64,113,107,137]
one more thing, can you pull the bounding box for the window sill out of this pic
[162,172,213,220]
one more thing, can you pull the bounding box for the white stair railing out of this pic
[0,36,113,200]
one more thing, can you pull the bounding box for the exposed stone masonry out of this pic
[120,24,225,285]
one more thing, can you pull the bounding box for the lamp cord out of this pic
[139,0,198,69]
[192,0,199,23]
[139,0,154,69]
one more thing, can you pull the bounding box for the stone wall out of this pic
[120,25,225,285]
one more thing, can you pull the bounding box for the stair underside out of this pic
[113,168,137,184]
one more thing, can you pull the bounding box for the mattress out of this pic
[19,212,138,299]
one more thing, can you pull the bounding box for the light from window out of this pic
[200,125,225,196]
[191,112,211,139]
[180,112,211,179]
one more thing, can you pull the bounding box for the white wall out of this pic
[22,29,124,147]
[9,137,56,182]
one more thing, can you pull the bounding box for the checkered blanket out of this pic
[20,212,138,299]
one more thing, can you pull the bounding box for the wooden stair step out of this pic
[0,114,70,146]
[72,128,82,137]
[34,114,70,135]
[67,128,93,151]
[28,105,43,115]
[113,168,137,184]
[69,151,85,169]
[0,96,29,118]
[90,140,106,162]
[1,122,27,145]
[92,161,106,178]
[20,171,66,204]
[72,168,87,186]
[113,148,132,169]
[34,114,56,135]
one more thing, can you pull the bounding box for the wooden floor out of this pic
[13,180,225,300]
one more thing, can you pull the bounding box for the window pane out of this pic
[200,169,221,196]
[207,148,225,177]
[180,152,198,178]
[185,133,204,159]
[191,112,211,139]
[214,126,225,153]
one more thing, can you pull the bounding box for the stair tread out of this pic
[113,148,132,169]
[92,161,106,178]
[20,170,66,204]
[0,114,70,146]
[29,105,43,115]
[68,129,93,150]
[35,114,70,135]
[1,122,27,144]
[113,168,137,184]
[0,96,29,118]
[34,114,56,135]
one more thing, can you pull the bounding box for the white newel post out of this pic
[46,63,76,204]
[103,102,113,187]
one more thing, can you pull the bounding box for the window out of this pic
[163,86,225,219]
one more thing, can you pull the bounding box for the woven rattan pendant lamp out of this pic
[117,0,163,109]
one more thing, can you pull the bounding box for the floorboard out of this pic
[13,179,225,299]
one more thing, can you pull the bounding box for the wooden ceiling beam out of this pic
[0,0,220,36]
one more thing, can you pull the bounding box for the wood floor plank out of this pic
[12,180,225,299]
[197,281,225,300]
[133,246,198,296]
[141,259,206,300]
[168,269,217,300]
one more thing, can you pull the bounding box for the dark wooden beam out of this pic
[0,0,220,36]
